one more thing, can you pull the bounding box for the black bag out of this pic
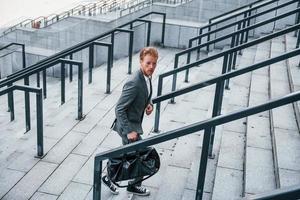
[107,147,160,187]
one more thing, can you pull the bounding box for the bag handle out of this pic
[110,171,157,188]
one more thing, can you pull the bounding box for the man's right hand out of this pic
[127,131,138,142]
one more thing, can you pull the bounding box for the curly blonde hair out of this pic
[139,47,158,61]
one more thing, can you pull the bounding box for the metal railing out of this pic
[244,184,300,200]
[189,0,299,56]
[0,12,165,89]
[153,23,300,156]
[198,0,282,52]
[2,0,119,35]
[0,85,44,157]
[0,12,165,157]
[0,42,26,74]
[93,87,300,200]
[209,0,276,23]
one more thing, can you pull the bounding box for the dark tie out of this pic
[147,77,152,103]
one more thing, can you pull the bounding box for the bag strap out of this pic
[111,171,158,188]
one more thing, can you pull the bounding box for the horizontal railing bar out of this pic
[0,84,41,96]
[190,0,298,43]
[200,0,278,32]
[0,11,163,88]
[153,48,300,103]
[0,42,24,51]
[210,0,275,22]
[95,90,300,161]
[244,184,300,200]
[160,23,300,78]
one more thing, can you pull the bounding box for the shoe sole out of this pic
[127,191,150,196]
[101,179,119,195]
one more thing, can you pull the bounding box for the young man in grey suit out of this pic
[102,47,158,196]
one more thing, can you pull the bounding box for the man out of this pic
[102,47,158,196]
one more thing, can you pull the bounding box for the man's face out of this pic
[140,54,157,77]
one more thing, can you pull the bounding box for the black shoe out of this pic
[102,175,119,195]
[127,185,150,196]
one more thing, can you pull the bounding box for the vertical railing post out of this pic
[225,35,236,90]
[61,61,65,105]
[89,45,94,84]
[106,44,112,94]
[111,32,115,68]
[24,76,31,132]
[232,22,242,70]
[146,21,151,46]
[7,83,13,112]
[240,12,248,51]
[69,53,73,82]
[21,44,26,69]
[195,128,211,200]
[296,29,300,48]
[208,54,228,157]
[154,76,163,132]
[77,62,83,120]
[207,20,212,52]
[8,87,14,121]
[294,0,300,36]
[245,9,252,43]
[185,40,193,83]
[170,55,179,104]
[43,70,47,99]
[128,31,134,74]
[37,72,40,87]
[161,13,166,46]
[93,159,102,200]
[197,28,203,60]
[36,88,44,157]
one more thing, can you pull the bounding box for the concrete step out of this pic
[211,45,257,200]
[0,46,182,199]
[269,36,300,188]
[244,40,276,196]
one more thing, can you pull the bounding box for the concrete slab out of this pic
[247,115,272,150]
[3,161,57,200]
[30,192,58,200]
[217,130,244,171]
[57,181,91,200]
[43,130,86,164]
[39,154,88,195]
[245,147,276,194]
[275,128,300,171]
[212,167,243,200]
[154,165,189,200]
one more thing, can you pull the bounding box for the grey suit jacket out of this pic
[112,69,150,137]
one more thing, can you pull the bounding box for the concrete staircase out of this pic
[1,6,300,200]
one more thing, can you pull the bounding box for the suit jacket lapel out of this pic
[138,69,149,105]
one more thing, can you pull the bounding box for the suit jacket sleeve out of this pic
[115,80,137,135]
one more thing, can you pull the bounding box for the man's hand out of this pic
[145,104,153,115]
[127,131,138,142]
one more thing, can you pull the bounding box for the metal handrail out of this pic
[152,49,300,104]
[244,184,300,200]
[93,89,300,200]
[0,12,166,89]
[153,23,300,156]
[1,0,117,35]
[0,43,26,79]
[0,85,43,157]
[154,22,300,132]
[170,7,300,101]
[189,0,298,46]
[198,0,281,51]
[210,0,274,22]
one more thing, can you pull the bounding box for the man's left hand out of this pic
[145,104,153,115]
